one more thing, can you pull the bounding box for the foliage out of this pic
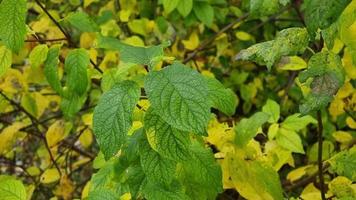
[0,0,355,200]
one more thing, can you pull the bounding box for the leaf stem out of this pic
[317,110,326,200]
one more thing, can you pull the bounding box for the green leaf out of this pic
[250,0,284,18]
[281,114,317,131]
[142,180,189,200]
[177,0,193,17]
[88,189,117,200]
[0,46,12,77]
[140,139,177,185]
[126,163,145,199]
[60,91,86,118]
[144,108,190,161]
[193,2,214,27]
[303,0,351,37]
[0,176,27,200]
[64,48,90,96]
[89,159,123,198]
[181,142,223,198]
[96,35,165,68]
[93,81,140,160]
[206,77,237,116]
[329,147,356,181]
[338,1,356,65]
[275,128,305,154]
[299,51,345,114]
[0,0,27,52]
[44,44,63,94]
[66,11,100,32]
[144,62,210,135]
[234,112,270,147]
[162,0,179,14]
[228,155,284,200]
[29,44,48,69]
[262,99,280,123]
[236,27,309,70]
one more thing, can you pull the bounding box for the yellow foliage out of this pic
[54,175,74,200]
[40,168,60,184]
[0,122,25,155]
[182,31,200,51]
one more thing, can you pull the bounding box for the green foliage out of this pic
[0,176,26,200]
[234,112,270,147]
[66,11,100,33]
[299,51,345,114]
[144,62,210,135]
[329,147,356,181]
[93,81,140,160]
[303,0,351,37]
[64,48,90,96]
[206,77,238,116]
[144,108,190,161]
[236,27,309,70]
[0,46,12,77]
[0,0,27,52]
[0,0,354,199]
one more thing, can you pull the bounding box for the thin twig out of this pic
[25,38,67,42]
[33,0,103,74]
[183,13,249,64]
[317,110,326,200]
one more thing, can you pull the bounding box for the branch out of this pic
[317,111,327,200]
[34,0,103,74]
[0,91,62,175]
[25,38,67,43]
[283,163,330,191]
[183,13,249,64]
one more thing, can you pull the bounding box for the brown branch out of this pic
[25,38,67,42]
[317,111,326,200]
[283,163,330,191]
[34,0,103,74]
[0,91,62,176]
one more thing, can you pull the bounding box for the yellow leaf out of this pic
[26,184,36,200]
[300,183,322,200]
[346,117,356,129]
[286,165,313,182]
[342,48,356,79]
[79,129,93,148]
[54,175,74,200]
[46,120,66,148]
[329,98,345,118]
[81,181,91,199]
[336,81,354,98]
[82,113,93,126]
[120,193,131,200]
[182,31,200,51]
[101,20,121,37]
[0,122,25,155]
[206,117,234,151]
[279,56,307,71]
[84,0,99,8]
[0,69,28,94]
[333,131,353,144]
[26,166,41,176]
[123,36,145,47]
[235,31,253,41]
[80,32,96,49]
[119,10,132,22]
[40,168,60,184]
